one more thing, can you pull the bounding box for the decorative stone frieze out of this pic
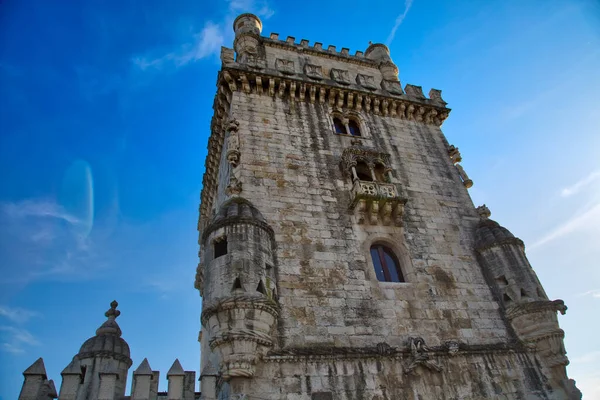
[303,63,323,80]
[275,58,295,75]
[330,68,351,85]
[356,74,377,90]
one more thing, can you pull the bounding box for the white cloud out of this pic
[0,306,39,324]
[386,0,413,46]
[1,199,80,225]
[133,21,225,71]
[561,170,600,197]
[578,289,600,299]
[0,326,40,354]
[133,0,274,71]
[529,203,600,250]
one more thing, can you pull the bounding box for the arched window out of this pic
[355,161,372,181]
[333,117,347,134]
[370,245,404,282]
[348,119,361,136]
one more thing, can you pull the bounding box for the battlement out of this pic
[265,33,371,64]
[18,357,199,400]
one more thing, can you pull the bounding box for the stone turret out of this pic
[19,358,57,400]
[232,13,265,68]
[474,205,580,398]
[57,301,132,400]
[197,197,279,392]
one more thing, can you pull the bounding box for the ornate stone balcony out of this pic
[349,180,407,226]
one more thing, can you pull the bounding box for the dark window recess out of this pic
[256,280,267,295]
[214,237,227,258]
[348,119,361,136]
[356,162,372,181]
[333,117,347,134]
[370,245,404,283]
[232,277,243,291]
[503,293,512,303]
[374,164,387,182]
[80,365,87,384]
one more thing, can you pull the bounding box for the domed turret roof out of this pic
[212,197,266,224]
[474,205,521,249]
[77,301,131,364]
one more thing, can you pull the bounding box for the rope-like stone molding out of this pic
[209,329,274,350]
[475,237,525,252]
[201,294,279,327]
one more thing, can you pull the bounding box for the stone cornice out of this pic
[220,65,450,124]
[201,214,274,244]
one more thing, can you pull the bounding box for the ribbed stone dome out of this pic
[211,197,266,224]
[77,301,131,363]
[474,218,517,249]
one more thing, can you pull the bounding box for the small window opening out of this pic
[495,275,509,286]
[333,117,347,134]
[356,162,372,181]
[214,237,227,259]
[503,293,512,304]
[80,365,87,384]
[256,280,267,295]
[348,120,361,136]
[370,245,404,283]
[232,277,243,291]
[520,288,529,299]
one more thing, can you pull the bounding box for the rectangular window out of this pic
[214,237,227,259]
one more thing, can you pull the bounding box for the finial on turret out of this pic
[95,300,123,336]
[477,205,491,220]
[105,300,120,319]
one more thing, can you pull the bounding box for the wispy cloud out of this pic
[0,199,98,284]
[386,0,413,45]
[0,326,40,354]
[0,306,39,324]
[133,22,225,71]
[133,0,274,71]
[529,203,600,250]
[561,170,600,197]
[578,289,600,299]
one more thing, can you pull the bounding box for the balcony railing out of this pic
[349,180,407,226]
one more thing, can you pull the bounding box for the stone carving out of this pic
[226,175,243,196]
[445,341,460,356]
[226,118,241,167]
[356,74,377,90]
[304,63,323,80]
[330,68,351,85]
[275,58,295,75]
[381,79,403,95]
[448,145,462,164]
[448,144,473,188]
[476,204,491,219]
[456,164,473,188]
[340,145,392,178]
[405,337,442,375]
[376,342,394,356]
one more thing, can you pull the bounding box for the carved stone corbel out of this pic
[404,337,442,375]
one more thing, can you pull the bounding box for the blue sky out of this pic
[0,0,599,398]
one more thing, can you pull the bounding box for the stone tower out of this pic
[195,13,581,400]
